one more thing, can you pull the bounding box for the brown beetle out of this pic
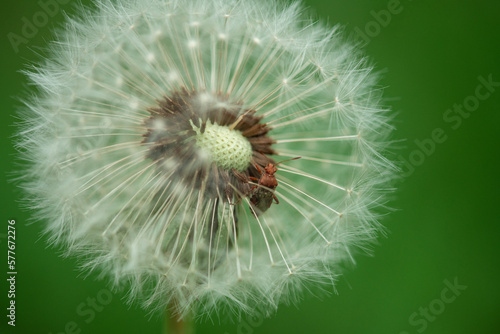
[248,157,300,217]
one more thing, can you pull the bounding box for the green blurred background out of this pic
[1,0,499,333]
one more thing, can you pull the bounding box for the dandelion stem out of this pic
[166,301,194,334]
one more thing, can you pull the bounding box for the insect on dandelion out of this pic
[16,0,395,323]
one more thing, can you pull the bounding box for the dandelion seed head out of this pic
[15,0,396,319]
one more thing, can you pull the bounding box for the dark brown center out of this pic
[143,88,277,203]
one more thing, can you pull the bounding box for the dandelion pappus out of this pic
[248,157,301,217]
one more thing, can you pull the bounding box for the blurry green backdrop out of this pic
[1,0,499,333]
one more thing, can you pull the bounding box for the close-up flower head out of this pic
[15,0,394,324]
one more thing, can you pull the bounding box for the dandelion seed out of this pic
[15,0,395,322]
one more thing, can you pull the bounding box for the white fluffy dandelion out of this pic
[16,0,394,320]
